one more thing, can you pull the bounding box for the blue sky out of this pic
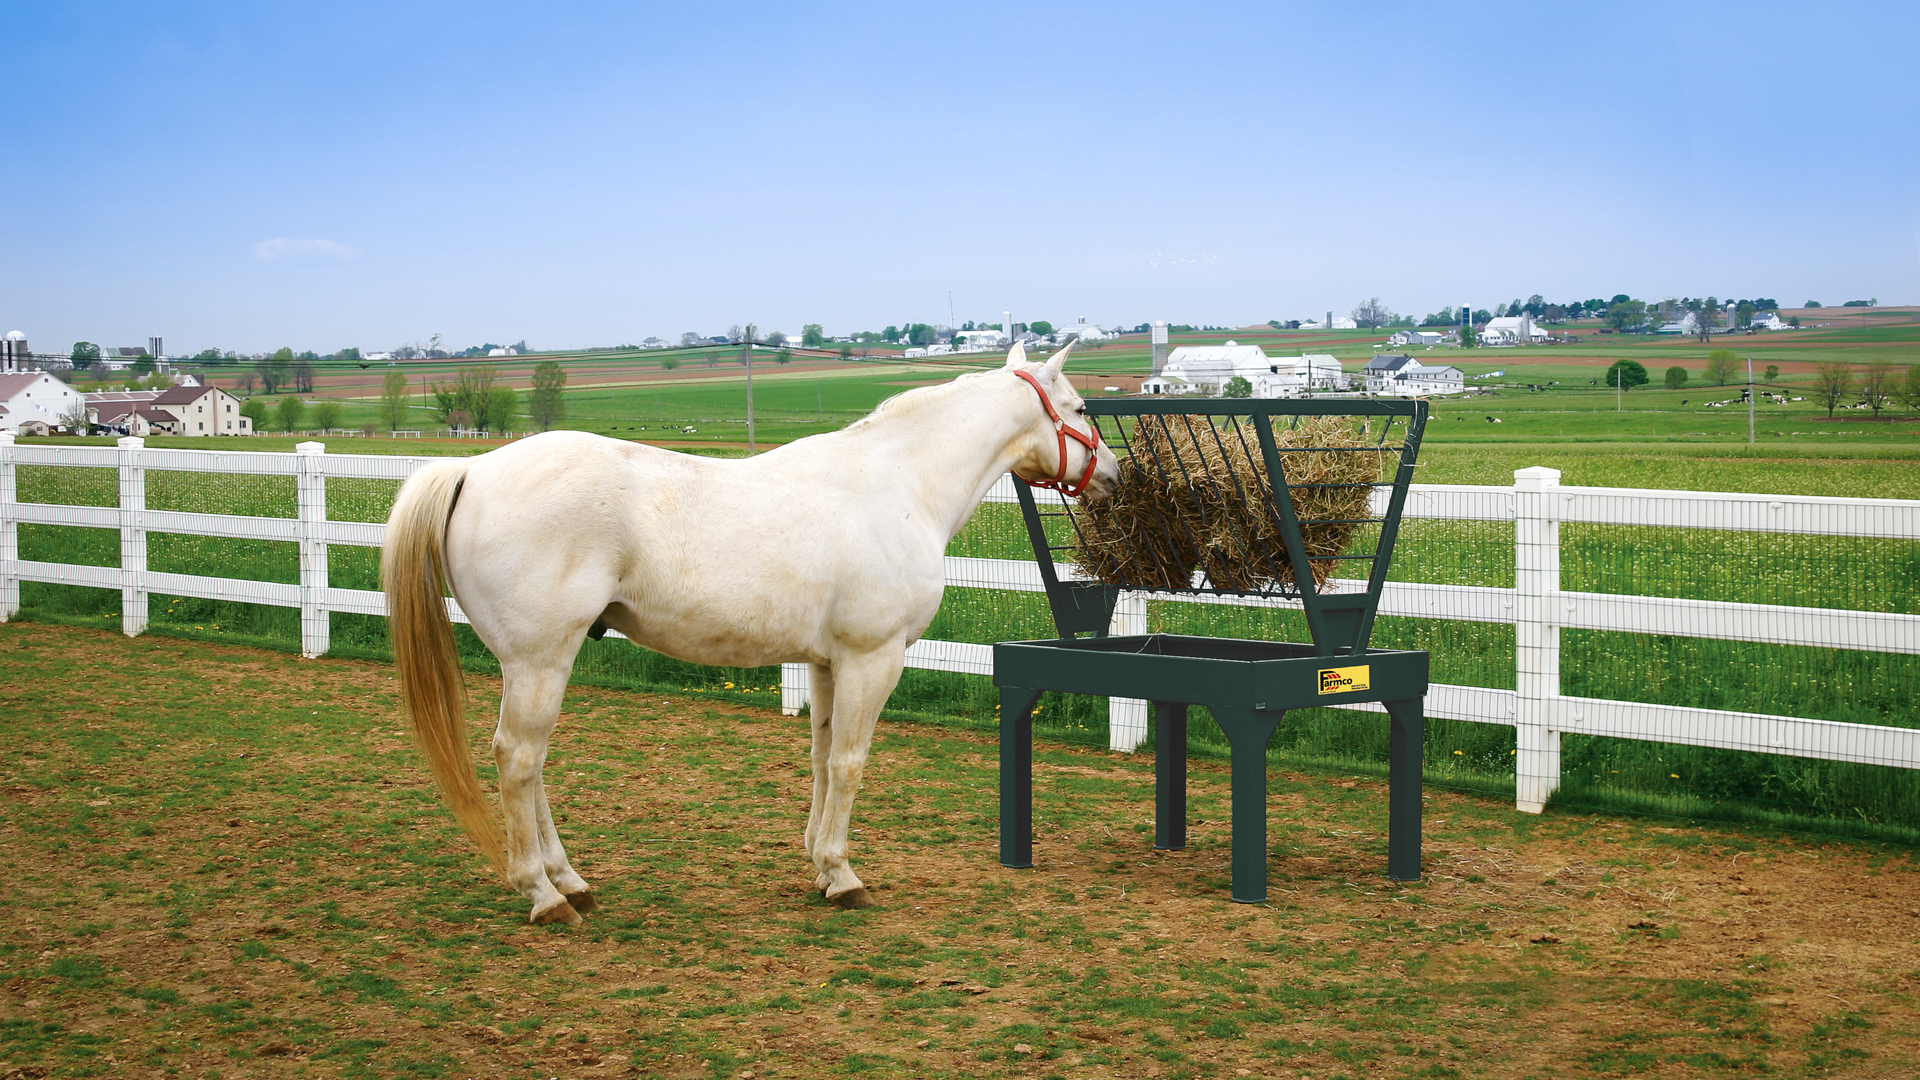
[3,0,1916,355]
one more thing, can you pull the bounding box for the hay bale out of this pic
[1070,413,1386,593]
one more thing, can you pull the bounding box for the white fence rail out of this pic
[2,434,1916,813]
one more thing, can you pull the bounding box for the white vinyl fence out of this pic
[3,434,1917,813]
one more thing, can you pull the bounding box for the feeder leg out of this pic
[998,686,1043,869]
[1153,702,1187,851]
[1207,706,1284,904]
[1385,696,1425,882]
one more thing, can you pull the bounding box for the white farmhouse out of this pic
[1363,354,1465,396]
[0,370,88,434]
[1750,311,1790,331]
[86,384,254,436]
[151,384,253,435]
[1265,354,1347,394]
[1387,329,1446,347]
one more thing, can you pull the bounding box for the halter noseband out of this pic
[1010,368,1103,498]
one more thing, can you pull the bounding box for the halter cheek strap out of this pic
[1010,368,1103,498]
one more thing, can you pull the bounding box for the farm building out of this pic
[1477,315,1548,345]
[1140,343,1346,397]
[85,384,253,435]
[1387,328,1447,346]
[954,328,1009,351]
[1,330,31,373]
[1363,354,1466,396]
[0,370,87,434]
[1059,317,1114,342]
[92,403,182,437]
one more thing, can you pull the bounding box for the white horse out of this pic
[382,343,1117,923]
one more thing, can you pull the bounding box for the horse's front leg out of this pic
[493,661,587,924]
[810,648,905,909]
[803,661,836,874]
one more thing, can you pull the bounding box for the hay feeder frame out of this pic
[996,397,1430,902]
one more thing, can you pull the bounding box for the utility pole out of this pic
[743,324,755,454]
[1746,356,1755,445]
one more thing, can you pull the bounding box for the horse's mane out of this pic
[845,368,999,431]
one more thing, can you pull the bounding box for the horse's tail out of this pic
[382,459,507,875]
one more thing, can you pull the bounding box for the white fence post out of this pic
[780,663,809,716]
[1109,591,1149,752]
[296,441,329,658]
[0,433,16,621]
[118,436,148,636]
[1513,465,1562,812]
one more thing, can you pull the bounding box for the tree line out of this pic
[370,361,567,434]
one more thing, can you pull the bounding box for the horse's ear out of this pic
[1042,339,1075,376]
[1002,342,1028,367]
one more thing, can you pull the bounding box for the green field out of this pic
[5,622,1909,1080]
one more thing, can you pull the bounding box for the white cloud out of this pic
[251,238,361,261]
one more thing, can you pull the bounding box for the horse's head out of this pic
[1004,341,1121,501]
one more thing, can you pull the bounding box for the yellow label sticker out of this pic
[1317,665,1371,695]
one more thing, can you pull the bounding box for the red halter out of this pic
[1010,368,1104,498]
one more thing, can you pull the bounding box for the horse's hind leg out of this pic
[493,660,589,924]
[534,779,596,913]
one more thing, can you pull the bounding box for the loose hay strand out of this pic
[1070,412,1390,594]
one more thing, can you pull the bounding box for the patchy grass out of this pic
[0,621,1916,1078]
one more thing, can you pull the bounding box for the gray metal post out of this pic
[1747,357,1755,444]
[743,324,755,454]
[1153,701,1187,850]
[998,685,1042,868]
[1385,697,1424,880]
[1208,705,1283,904]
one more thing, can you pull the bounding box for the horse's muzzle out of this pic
[1079,445,1122,501]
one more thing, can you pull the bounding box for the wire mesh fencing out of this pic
[2,436,1916,839]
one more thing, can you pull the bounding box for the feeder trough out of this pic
[996,397,1430,903]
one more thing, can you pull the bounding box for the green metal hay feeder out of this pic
[996,398,1430,903]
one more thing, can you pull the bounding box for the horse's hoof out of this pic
[828,887,875,910]
[530,899,581,926]
[564,891,598,915]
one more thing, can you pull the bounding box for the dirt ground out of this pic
[1,622,1916,1079]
